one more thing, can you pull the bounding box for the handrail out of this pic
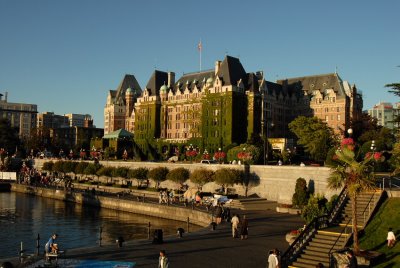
[328,189,381,267]
[280,186,348,267]
[281,215,329,267]
[327,186,348,224]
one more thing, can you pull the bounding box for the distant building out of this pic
[49,126,104,149]
[0,92,37,138]
[368,102,399,129]
[104,75,141,134]
[37,112,69,129]
[64,113,94,128]
[277,72,363,134]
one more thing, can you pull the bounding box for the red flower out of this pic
[290,230,300,236]
[373,152,383,161]
[237,151,252,161]
[203,153,210,160]
[185,150,198,158]
[214,151,226,160]
[341,138,355,151]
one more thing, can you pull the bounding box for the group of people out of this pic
[213,204,231,224]
[230,214,249,240]
[158,190,175,204]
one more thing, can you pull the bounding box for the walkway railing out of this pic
[281,187,348,267]
[328,189,383,267]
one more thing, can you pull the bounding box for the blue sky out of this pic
[0,0,399,127]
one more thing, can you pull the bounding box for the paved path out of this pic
[7,209,303,268]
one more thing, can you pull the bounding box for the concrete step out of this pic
[308,241,343,250]
[293,258,329,267]
[301,253,329,263]
[306,245,331,253]
[314,233,347,242]
[303,249,331,258]
[229,199,277,210]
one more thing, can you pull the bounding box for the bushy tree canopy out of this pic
[189,168,214,187]
[166,168,190,185]
[289,116,337,163]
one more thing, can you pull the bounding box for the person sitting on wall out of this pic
[45,234,58,254]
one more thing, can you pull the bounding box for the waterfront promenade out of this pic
[3,208,303,267]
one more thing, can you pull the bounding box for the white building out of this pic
[368,101,399,130]
[0,92,37,138]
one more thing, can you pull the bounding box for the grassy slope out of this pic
[359,197,400,268]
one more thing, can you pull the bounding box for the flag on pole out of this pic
[198,41,202,52]
[198,40,202,72]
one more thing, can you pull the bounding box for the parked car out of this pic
[200,160,217,164]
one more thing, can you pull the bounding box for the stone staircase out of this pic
[229,198,277,210]
[287,190,382,268]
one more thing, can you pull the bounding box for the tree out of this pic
[128,167,149,187]
[84,163,102,182]
[189,168,214,189]
[385,82,400,97]
[289,116,337,163]
[301,195,328,223]
[213,168,242,194]
[148,167,169,189]
[327,137,379,254]
[292,178,309,208]
[166,168,190,188]
[0,118,20,155]
[96,166,114,184]
[75,162,89,180]
[42,161,54,173]
[53,161,66,177]
[63,161,78,176]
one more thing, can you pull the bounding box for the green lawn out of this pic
[359,197,400,267]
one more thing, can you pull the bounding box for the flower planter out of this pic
[276,206,301,215]
[285,233,298,244]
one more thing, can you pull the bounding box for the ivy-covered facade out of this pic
[104,55,363,160]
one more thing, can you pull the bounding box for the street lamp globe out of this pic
[347,128,353,136]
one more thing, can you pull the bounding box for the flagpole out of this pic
[199,40,202,72]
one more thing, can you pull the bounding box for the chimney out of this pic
[5,92,8,102]
[168,72,175,87]
[215,61,221,75]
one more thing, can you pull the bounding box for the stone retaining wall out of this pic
[32,159,338,204]
[11,184,212,227]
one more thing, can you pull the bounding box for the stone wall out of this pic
[32,159,338,204]
[11,184,212,227]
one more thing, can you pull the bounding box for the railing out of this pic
[281,215,329,267]
[327,186,348,225]
[380,176,400,190]
[328,189,382,267]
[280,186,348,268]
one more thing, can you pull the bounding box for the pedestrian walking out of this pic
[240,215,248,240]
[231,214,240,238]
[387,227,396,248]
[267,249,279,268]
[158,250,169,268]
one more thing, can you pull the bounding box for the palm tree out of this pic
[327,138,378,254]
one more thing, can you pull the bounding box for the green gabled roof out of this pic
[103,129,133,139]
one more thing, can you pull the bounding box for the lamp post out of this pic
[347,128,353,138]
[286,148,291,165]
[370,140,376,152]
[265,122,274,165]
